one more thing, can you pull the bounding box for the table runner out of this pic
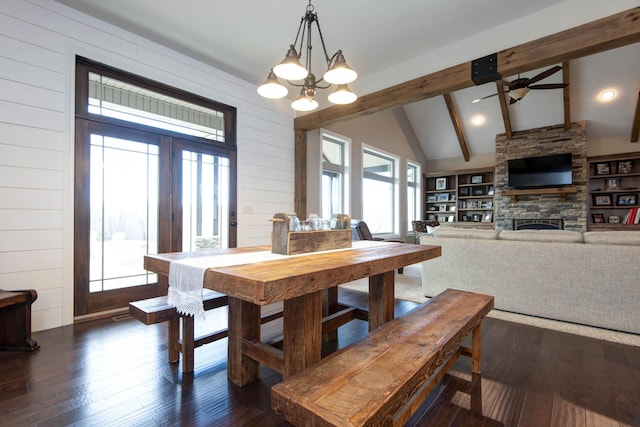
[167,240,387,319]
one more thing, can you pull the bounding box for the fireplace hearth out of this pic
[513,218,564,230]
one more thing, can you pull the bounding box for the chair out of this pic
[352,221,405,274]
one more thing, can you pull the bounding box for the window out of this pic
[362,147,399,235]
[74,57,237,315]
[407,162,422,233]
[321,132,349,219]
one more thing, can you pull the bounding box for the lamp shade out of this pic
[291,89,319,111]
[327,84,357,104]
[323,51,357,84]
[273,45,309,81]
[257,70,288,99]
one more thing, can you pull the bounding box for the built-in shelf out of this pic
[502,187,578,203]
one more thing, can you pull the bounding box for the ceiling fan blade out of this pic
[529,83,569,89]
[472,93,499,103]
[526,65,562,85]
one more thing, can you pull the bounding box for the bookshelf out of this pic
[425,168,495,227]
[587,152,640,230]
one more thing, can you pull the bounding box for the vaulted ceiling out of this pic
[55,0,640,160]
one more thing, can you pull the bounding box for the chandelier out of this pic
[257,1,358,112]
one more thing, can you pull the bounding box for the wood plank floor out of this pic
[1,289,639,426]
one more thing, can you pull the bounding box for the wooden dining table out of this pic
[144,241,441,386]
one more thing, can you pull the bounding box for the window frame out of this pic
[321,130,350,219]
[407,161,422,234]
[361,145,400,237]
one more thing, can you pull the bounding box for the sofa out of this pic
[420,227,640,335]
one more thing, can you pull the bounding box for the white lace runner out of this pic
[167,240,389,318]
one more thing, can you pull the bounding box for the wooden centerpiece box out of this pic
[270,212,351,255]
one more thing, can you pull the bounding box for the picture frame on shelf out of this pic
[593,195,612,206]
[472,214,481,222]
[591,213,605,223]
[461,215,469,222]
[459,187,469,196]
[435,177,447,190]
[617,160,633,174]
[427,194,437,202]
[609,215,620,224]
[471,175,483,184]
[436,193,449,201]
[605,178,620,191]
[595,162,610,175]
[616,194,638,206]
[487,186,494,195]
[439,204,447,212]
[482,212,493,222]
[427,214,437,221]
[428,205,438,211]
[472,187,485,196]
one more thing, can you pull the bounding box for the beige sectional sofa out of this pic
[420,228,640,335]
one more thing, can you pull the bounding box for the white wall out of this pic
[0,0,295,331]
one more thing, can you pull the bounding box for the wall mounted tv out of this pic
[508,153,573,189]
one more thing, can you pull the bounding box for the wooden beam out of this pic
[496,82,512,139]
[632,82,640,142]
[563,62,571,131]
[442,93,470,161]
[294,130,307,219]
[294,7,640,131]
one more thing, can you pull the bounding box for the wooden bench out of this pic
[271,288,494,426]
[0,289,39,352]
[129,289,283,373]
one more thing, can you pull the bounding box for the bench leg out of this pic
[168,318,179,364]
[182,316,195,373]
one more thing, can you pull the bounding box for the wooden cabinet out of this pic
[587,153,640,230]
[425,168,495,227]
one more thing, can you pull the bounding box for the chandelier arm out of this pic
[292,16,305,51]
[313,15,332,66]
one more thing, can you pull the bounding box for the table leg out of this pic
[227,296,261,386]
[322,287,338,342]
[283,291,322,378]
[368,270,395,331]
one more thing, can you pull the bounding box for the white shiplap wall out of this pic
[0,0,295,331]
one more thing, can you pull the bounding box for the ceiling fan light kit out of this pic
[257,0,358,111]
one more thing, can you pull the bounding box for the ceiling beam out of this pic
[563,62,571,131]
[442,93,470,161]
[294,7,640,132]
[496,82,512,139]
[632,82,640,143]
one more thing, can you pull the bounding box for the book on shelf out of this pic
[623,208,640,224]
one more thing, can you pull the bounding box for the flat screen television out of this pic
[508,153,573,189]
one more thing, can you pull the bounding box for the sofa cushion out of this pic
[583,231,640,246]
[433,227,499,240]
[498,230,583,243]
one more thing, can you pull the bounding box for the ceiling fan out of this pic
[472,65,568,104]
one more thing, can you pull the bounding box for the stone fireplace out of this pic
[494,121,588,232]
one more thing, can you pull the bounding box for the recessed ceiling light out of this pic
[599,89,616,102]
[470,115,485,126]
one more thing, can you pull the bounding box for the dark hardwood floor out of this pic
[1,289,639,426]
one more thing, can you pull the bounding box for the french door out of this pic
[74,120,236,316]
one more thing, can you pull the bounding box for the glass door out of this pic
[74,122,236,316]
